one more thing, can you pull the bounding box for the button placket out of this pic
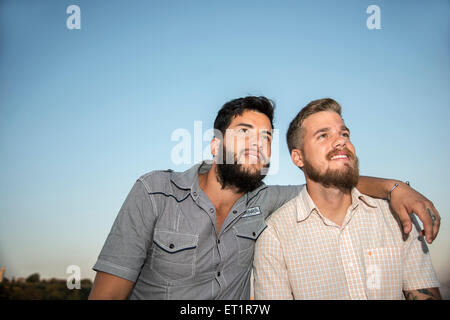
[339,229,367,300]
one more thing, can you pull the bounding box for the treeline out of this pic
[0,273,92,300]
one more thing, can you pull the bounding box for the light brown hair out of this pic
[286,98,342,153]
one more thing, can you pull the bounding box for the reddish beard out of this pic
[302,147,359,191]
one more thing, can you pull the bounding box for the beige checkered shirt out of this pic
[253,186,440,300]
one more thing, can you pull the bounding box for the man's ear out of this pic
[211,137,220,158]
[291,149,304,168]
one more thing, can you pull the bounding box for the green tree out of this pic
[25,273,40,283]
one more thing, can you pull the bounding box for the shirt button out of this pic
[217,239,221,244]
[252,232,256,237]
[169,244,175,249]
[217,271,221,277]
[193,192,197,197]
[209,208,215,213]
[232,210,237,214]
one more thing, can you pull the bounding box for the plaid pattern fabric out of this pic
[253,187,440,300]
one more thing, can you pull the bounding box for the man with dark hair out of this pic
[213,96,274,193]
[89,96,440,300]
[254,98,441,300]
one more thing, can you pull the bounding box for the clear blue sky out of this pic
[0,0,449,294]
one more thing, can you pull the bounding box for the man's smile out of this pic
[330,154,349,160]
[327,149,354,162]
[244,151,260,162]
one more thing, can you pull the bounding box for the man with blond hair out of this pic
[253,98,441,300]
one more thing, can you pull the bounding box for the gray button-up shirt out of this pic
[93,161,302,299]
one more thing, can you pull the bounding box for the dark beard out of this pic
[302,151,360,192]
[216,149,269,194]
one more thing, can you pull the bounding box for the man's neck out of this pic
[198,162,244,231]
[305,178,353,227]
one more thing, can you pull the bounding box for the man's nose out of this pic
[246,132,260,148]
[332,134,346,149]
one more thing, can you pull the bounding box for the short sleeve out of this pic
[92,179,156,282]
[402,216,440,291]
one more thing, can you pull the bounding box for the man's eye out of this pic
[342,132,350,138]
[319,133,327,139]
[238,128,248,133]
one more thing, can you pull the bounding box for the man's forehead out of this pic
[228,110,273,130]
[303,111,345,130]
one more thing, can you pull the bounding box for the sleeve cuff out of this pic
[403,280,441,291]
[92,259,139,283]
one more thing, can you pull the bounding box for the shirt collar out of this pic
[295,186,377,223]
[170,161,211,190]
[170,161,267,203]
[295,186,316,222]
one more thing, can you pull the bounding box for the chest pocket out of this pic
[234,217,267,267]
[364,247,404,299]
[151,229,199,282]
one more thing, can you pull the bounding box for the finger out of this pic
[429,203,441,241]
[426,208,437,241]
[396,206,412,235]
[415,203,434,244]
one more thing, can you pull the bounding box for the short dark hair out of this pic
[286,98,342,153]
[214,96,275,137]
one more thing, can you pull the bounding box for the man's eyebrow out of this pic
[234,123,254,129]
[313,127,330,136]
[233,123,272,136]
[313,126,350,137]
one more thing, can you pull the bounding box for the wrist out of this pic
[387,180,410,201]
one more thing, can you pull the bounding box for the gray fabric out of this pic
[93,161,302,299]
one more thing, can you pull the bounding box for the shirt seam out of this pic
[137,177,160,220]
[94,259,139,281]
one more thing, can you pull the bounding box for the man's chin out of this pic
[303,158,359,191]
[216,163,268,193]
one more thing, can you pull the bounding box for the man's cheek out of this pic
[264,151,271,164]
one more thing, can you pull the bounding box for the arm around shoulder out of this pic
[357,176,440,243]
